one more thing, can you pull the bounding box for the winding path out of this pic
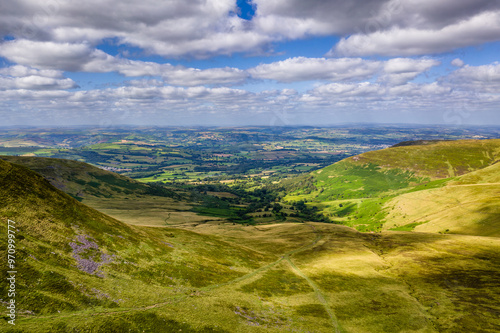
[285,224,344,333]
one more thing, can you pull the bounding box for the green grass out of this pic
[313,161,423,200]
[2,140,500,332]
[347,139,500,179]
[239,267,313,297]
[285,139,500,233]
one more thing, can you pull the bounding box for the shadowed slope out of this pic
[0,159,270,332]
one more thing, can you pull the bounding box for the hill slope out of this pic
[348,139,500,179]
[383,162,500,236]
[0,159,275,332]
[284,139,500,235]
[0,156,169,200]
[0,156,218,227]
[1,154,500,332]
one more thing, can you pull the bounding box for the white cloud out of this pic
[2,0,500,60]
[248,57,438,85]
[253,0,391,37]
[0,40,96,71]
[445,62,500,93]
[383,58,439,74]
[0,40,249,86]
[451,58,465,67]
[331,11,500,56]
[0,65,77,90]
[1,1,500,125]
[0,65,63,78]
[379,58,440,85]
[162,67,249,87]
[452,63,500,83]
[249,57,381,83]
[2,0,272,58]
[0,75,497,126]
[304,81,452,106]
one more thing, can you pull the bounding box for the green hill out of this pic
[284,139,500,234]
[383,162,500,236]
[0,156,215,228]
[1,152,500,332]
[0,158,273,332]
[0,156,170,200]
[346,139,500,179]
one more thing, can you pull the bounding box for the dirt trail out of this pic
[285,224,344,333]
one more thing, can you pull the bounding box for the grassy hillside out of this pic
[0,159,278,332]
[348,139,500,179]
[0,156,222,227]
[1,155,500,332]
[293,223,500,333]
[284,139,500,234]
[383,162,500,236]
[0,156,165,200]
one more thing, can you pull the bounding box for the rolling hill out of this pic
[0,156,218,228]
[1,140,500,332]
[0,156,171,200]
[383,161,500,236]
[0,158,277,332]
[284,139,500,235]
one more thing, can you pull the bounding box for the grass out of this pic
[347,139,500,179]
[285,139,500,233]
[2,140,500,332]
[0,155,151,199]
[383,184,500,236]
[388,221,427,231]
[290,223,500,333]
[0,158,280,331]
[83,197,222,227]
[239,267,313,298]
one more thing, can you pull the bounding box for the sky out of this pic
[1,0,500,127]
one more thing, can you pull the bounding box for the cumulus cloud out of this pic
[248,57,438,85]
[249,57,380,83]
[0,39,249,86]
[451,58,465,67]
[445,62,500,93]
[2,42,437,87]
[0,40,97,71]
[331,10,500,56]
[379,58,440,85]
[0,65,63,78]
[3,0,499,59]
[161,67,249,86]
[299,81,454,115]
[254,0,500,57]
[0,65,77,90]
[253,0,390,37]
[1,0,272,58]
[0,0,499,125]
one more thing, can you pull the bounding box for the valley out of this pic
[1,127,500,332]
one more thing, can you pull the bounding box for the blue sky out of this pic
[1,0,500,126]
